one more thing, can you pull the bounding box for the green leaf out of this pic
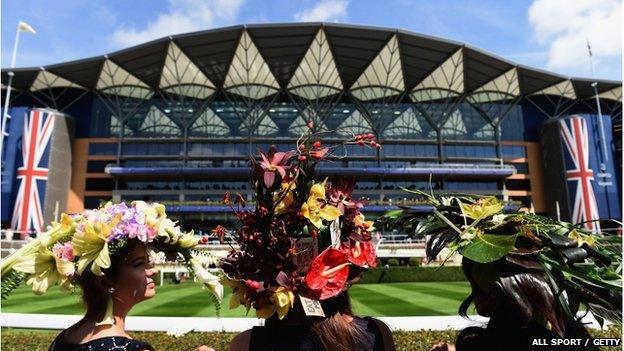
[382,209,404,220]
[459,233,518,263]
[414,220,446,237]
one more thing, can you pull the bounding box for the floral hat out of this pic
[1,201,223,325]
[382,190,622,335]
[219,132,380,319]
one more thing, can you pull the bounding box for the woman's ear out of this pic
[94,276,115,294]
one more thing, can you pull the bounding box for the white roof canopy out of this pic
[531,80,577,100]
[160,42,216,99]
[468,68,520,103]
[288,29,343,99]
[411,49,464,102]
[351,35,404,101]
[31,70,84,91]
[223,31,280,100]
[97,59,153,99]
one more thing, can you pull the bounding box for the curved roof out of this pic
[1,22,621,101]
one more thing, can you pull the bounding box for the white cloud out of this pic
[110,0,244,47]
[294,0,349,22]
[528,0,622,78]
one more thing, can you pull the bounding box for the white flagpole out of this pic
[1,22,36,166]
[586,40,609,164]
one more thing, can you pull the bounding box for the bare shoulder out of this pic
[229,329,252,351]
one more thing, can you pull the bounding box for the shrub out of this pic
[408,257,422,267]
[387,258,400,266]
[1,326,621,351]
[358,266,466,284]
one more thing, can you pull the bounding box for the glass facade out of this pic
[1,23,620,235]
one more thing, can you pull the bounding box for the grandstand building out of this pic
[1,23,621,237]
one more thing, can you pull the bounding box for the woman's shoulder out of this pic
[229,329,252,351]
[360,317,396,351]
[50,332,154,351]
[358,317,392,337]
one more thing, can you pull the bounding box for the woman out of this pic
[382,194,621,351]
[1,202,222,351]
[216,139,395,350]
[229,288,394,351]
[49,241,157,350]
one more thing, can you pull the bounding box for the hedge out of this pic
[1,327,621,351]
[358,266,466,284]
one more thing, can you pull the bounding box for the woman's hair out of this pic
[456,257,593,351]
[77,241,143,321]
[263,290,365,351]
[311,291,366,351]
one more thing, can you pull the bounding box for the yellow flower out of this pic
[1,215,77,277]
[354,213,375,232]
[301,182,341,228]
[274,181,296,215]
[461,197,504,220]
[190,258,224,301]
[256,286,295,319]
[568,230,596,247]
[132,201,166,227]
[72,222,112,276]
[157,218,180,243]
[177,231,198,249]
[12,246,75,295]
[223,278,251,311]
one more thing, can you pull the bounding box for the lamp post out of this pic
[586,40,609,164]
[1,21,36,164]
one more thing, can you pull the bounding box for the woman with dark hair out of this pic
[49,241,161,351]
[1,202,223,351]
[229,287,394,351]
[450,258,592,351]
[383,194,622,351]
[215,139,396,350]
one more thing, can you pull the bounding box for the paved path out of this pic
[0,313,609,334]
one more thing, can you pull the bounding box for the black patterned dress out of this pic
[49,332,155,351]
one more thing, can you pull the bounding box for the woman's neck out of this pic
[76,304,132,340]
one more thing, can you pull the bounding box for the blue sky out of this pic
[1,0,621,80]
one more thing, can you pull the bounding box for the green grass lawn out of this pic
[1,281,471,317]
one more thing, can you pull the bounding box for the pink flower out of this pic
[327,179,362,214]
[258,149,295,188]
[126,223,157,242]
[52,242,74,262]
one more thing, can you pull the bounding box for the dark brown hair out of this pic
[457,257,593,351]
[77,241,143,321]
[264,290,365,351]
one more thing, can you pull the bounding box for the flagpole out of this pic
[586,40,609,164]
[0,23,23,163]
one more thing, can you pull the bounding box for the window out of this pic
[89,143,117,155]
[87,161,112,173]
[86,178,114,191]
[502,145,526,158]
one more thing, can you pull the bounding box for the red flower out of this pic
[310,147,329,160]
[340,239,377,268]
[313,140,322,148]
[211,225,228,243]
[305,248,350,300]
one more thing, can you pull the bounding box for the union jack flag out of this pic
[11,109,55,234]
[559,116,601,232]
